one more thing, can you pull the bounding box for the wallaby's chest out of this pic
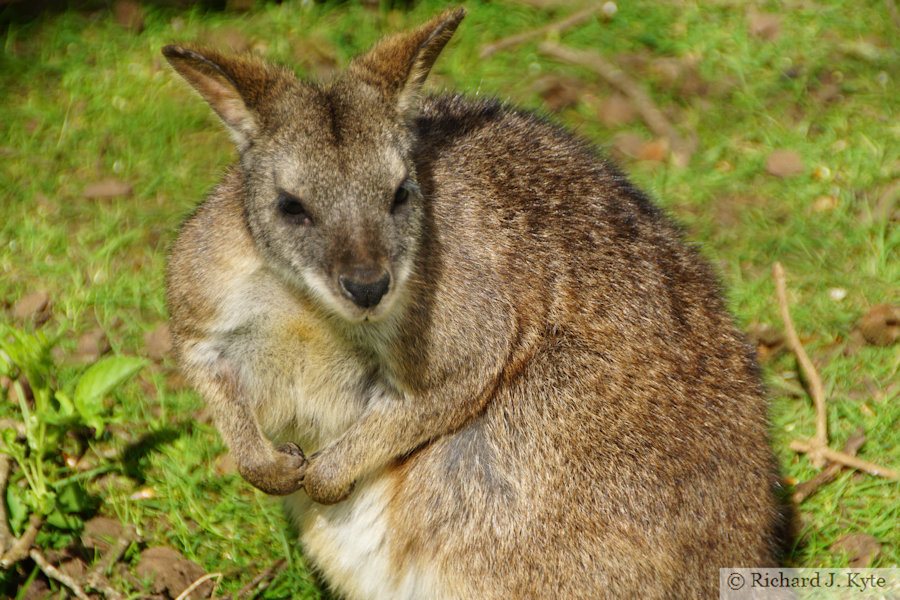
[213,269,371,451]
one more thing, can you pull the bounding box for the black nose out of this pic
[338,267,391,309]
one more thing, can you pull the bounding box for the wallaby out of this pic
[164,8,791,599]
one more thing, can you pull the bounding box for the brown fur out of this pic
[164,8,790,599]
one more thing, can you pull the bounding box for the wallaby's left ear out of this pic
[349,7,466,118]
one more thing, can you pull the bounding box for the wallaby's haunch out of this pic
[164,8,790,599]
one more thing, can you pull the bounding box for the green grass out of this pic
[1,0,898,596]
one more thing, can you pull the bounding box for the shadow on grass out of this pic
[119,419,193,483]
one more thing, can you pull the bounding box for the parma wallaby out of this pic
[164,8,790,599]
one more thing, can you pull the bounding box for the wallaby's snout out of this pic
[338,264,391,309]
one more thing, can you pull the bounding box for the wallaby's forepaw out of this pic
[239,442,308,496]
[303,452,355,505]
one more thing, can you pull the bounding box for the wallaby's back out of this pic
[163,9,789,600]
[339,93,787,597]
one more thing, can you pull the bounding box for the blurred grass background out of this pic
[1,0,898,597]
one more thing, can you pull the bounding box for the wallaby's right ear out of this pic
[348,7,466,119]
[162,45,287,151]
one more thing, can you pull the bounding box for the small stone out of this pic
[73,328,111,363]
[856,304,900,346]
[811,195,838,212]
[12,291,52,325]
[601,2,617,19]
[748,12,781,40]
[84,178,133,199]
[765,149,805,178]
[827,288,847,301]
[812,165,832,181]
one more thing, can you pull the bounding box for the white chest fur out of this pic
[285,474,440,600]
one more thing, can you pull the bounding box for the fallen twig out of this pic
[774,262,828,465]
[175,571,222,600]
[0,513,42,569]
[84,523,138,600]
[30,548,91,600]
[792,427,865,503]
[774,262,898,480]
[480,5,605,59]
[789,440,899,479]
[538,42,695,166]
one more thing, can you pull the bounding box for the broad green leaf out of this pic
[46,508,83,531]
[73,356,146,432]
[6,483,29,535]
[56,481,96,514]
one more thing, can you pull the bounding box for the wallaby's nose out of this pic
[338,266,391,309]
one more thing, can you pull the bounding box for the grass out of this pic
[1,0,898,596]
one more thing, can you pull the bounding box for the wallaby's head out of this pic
[163,8,465,323]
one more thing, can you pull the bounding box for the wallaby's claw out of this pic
[240,443,308,496]
[276,441,306,458]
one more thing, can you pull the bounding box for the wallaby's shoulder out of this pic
[416,93,692,270]
[417,93,666,219]
[166,167,262,335]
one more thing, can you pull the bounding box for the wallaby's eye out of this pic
[392,182,411,214]
[277,192,312,225]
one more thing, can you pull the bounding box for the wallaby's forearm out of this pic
[191,359,307,496]
[304,368,497,504]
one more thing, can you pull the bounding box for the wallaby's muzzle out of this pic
[338,265,391,309]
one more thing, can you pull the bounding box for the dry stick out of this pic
[792,427,865,504]
[774,262,899,480]
[84,524,137,600]
[480,4,604,59]
[0,455,13,555]
[174,572,222,600]
[0,513,42,569]
[789,440,899,479]
[30,548,91,600]
[773,262,828,465]
[89,524,137,578]
[538,42,695,167]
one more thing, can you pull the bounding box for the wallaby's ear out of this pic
[349,7,466,118]
[162,45,290,151]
